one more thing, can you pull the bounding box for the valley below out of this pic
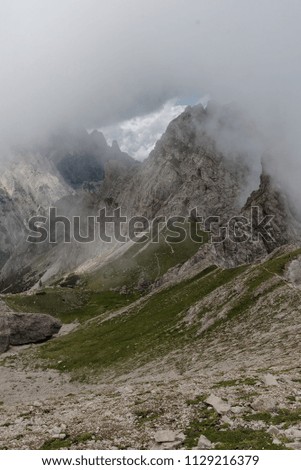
[1,246,301,450]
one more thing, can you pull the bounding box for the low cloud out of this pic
[101,100,186,160]
[1,0,301,206]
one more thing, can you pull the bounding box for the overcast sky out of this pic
[1,0,301,199]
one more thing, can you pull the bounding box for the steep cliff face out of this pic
[115,103,301,273]
[0,152,72,275]
[119,103,258,220]
[211,172,301,268]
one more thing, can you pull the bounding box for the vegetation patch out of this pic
[6,289,140,324]
[40,437,72,450]
[38,264,249,378]
[211,377,258,388]
[86,224,207,291]
[40,432,94,450]
[244,408,301,428]
[184,407,285,450]
[186,394,206,406]
[72,432,94,444]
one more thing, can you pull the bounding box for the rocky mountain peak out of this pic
[0,103,301,292]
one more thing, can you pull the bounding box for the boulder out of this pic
[205,394,231,414]
[0,312,61,351]
[0,316,10,353]
[7,313,61,345]
[251,396,277,412]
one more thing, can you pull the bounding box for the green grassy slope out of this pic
[85,224,206,291]
[37,247,301,378]
[6,247,301,381]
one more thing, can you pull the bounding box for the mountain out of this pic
[0,129,139,292]
[1,102,300,292]
[1,103,301,450]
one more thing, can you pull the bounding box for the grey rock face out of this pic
[7,313,62,345]
[242,173,301,252]
[0,312,61,351]
[122,103,255,220]
[0,316,10,353]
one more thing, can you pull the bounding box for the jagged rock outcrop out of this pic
[120,103,258,220]
[243,172,301,251]
[211,172,301,268]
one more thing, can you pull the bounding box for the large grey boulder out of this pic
[0,312,61,352]
[7,313,62,345]
[0,316,10,353]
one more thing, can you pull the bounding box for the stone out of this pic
[221,415,233,426]
[0,316,10,353]
[51,433,66,440]
[197,435,213,450]
[5,312,61,346]
[284,428,301,439]
[251,396,277,412]
[230,406,245,414]
[289,442,301,450]
[50,426,62,436]
[160,441,182,450]
[205,394,231,414]
[268,425,281,437]
[175,432,185,442]
[154,430,177,443]
[263,374,278,387]
[272,437,281,445]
